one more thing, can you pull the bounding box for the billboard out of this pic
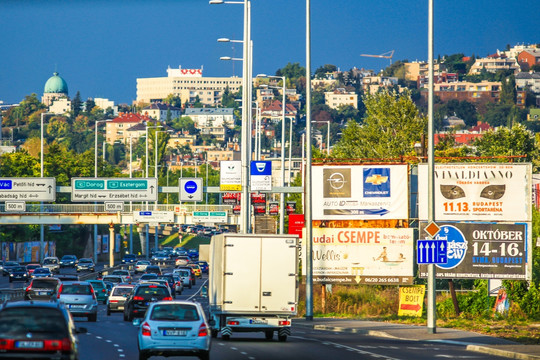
[418,222,528,280]
[312,165,409,220]
[418,163,532,221]
[220,161,242,191]
[302,227,414,285]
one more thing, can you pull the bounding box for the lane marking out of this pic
[292,336,401,360]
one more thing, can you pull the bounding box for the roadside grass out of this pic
[178,234,211,249]
[297,284,540,344]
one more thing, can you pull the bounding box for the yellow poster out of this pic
[398,285,425,317]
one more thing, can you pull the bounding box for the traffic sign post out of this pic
[71,178,158,202]
[417,239,448,264]
[0,178,56,202]
[179,178,203,202]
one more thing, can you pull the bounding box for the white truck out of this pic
[208,233,298,341]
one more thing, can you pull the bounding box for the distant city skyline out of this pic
[0,0,538,104]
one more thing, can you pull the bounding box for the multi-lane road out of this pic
[1,265,509,360]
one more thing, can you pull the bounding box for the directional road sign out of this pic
[0,178,56,202]
[417,239,448,264]
[71,178,158,202]
[180,178,203,202]
[133,211,175,223]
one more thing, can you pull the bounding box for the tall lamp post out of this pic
[144,124,162,257]
[212,0,252,234]
[40,112,53,263]
[256,74,287,234]
[154,130,166,253]
[94,119,112,264]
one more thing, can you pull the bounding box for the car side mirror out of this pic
[132,318,142,326]
[76,327,88,334]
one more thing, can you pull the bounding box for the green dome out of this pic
[44,72,68,94]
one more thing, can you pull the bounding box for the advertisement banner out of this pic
[418,222,528,280]
[286,201,296,215]
[312,165,409,220]
[288,214,305,239]
[220,161,242,191]
[301,227,414,285]
[232,204,240,215]
[268,202,279,215]
[398,286,425,317]
[222,193,239,205]
[418,163,532,221]
[102,235,109,254]
[250,161,272,191]
[115,234,121,253]
[96,235,101,254]
[251,193,266,205]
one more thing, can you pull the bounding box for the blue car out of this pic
[187,249,199,260]
[122,254,137,264]
[197,261,208,274]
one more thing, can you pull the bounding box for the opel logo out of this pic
[327,172,346,190]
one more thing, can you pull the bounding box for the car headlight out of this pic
[23,274,27,277]
[9,274,13,277]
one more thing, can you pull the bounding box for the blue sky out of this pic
[0,0,538,104]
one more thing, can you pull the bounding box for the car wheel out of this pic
[265,330,273,340]
[88,314,97,322]
[278,334,287,342]
[198,350,210,360]
[138,351,148,360]
[123,311,128,322]
[107,307,111,316]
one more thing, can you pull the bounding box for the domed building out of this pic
[42,71,69,107]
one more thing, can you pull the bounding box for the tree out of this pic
[84,98,96,115]
[163,94,182,108]
[0,150,39,176]
[473,124,539,170]
[71,91,83,118]
[314,64,337,79]
[171,116,196,134]
[332,90,426,159]
[500,76,517,105]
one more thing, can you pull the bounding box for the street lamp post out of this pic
[144,124,162,258]
[94,119,112,265]
[154,130,166,254]
[213,0,252,234]
[40,112,53,263]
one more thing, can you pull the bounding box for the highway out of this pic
[0,266,510,360]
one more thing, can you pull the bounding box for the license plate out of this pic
[69,304,84,309]
[16,341,43,348]
[250,319,268,324]
[164,330,187,336]
[38,291,48,296]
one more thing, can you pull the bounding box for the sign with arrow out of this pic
[0,178,56,202]
[417,239,448,264]
[71,178,157,202]
[398,285,425,317]
[179,178,203,202]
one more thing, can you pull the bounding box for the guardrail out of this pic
[0,288,25,302]
[0,204,233,214]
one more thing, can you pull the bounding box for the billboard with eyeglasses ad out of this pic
[418,163,532,222]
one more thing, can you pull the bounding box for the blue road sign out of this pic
[417,239,448,264]
[250,161,272,176]
[184,180,198,194]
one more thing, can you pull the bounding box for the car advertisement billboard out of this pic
[301,227,414,285]
[418,163,532,221]
[418,222,529,280]
[312,165,409,220]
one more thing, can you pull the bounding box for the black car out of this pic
[56,274,80,282]
[123,283,172,321]
[156,274,176,294]
[144,265,162,275]
[0,301,86,360]
[76,258,95,272]
[2,261,19,276]
[24,277,62,300]
[121,254,137,264]
[59,255,78,268]
[8,265,29,283]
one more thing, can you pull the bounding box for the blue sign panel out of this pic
[417,240,448,264]
[139,211,152,216]
[363,167,390,197]
[0,180,13,189]
[250,161,272,176]
[184,180,198,194]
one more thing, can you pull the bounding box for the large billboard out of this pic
[418,163,532,221]
[312,165,409,220]
[418,222,529,280]
[302,227,414,285]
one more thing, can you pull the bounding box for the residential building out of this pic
[206,148,240,162]
[468,56,520,75]
[442,116,466,130]
[167,133,197,149]
[417,72,458,89]
[324,88,358,109]
[434,122,492,146]
[141,103,181,122]
[404,61,443,81]
[260,100,297,123]
[94,98,118,115]
[105,113,153,144]
[185,108,235,128]
[518,50,540,71]
[498,43,538,59]
[256,88,274,104]
[136,66,243,106]
[516,72,540,93]
[49,98,71,115]
[425,80,501,104]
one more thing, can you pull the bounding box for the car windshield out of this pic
[103,276,122,283]
[177,270,190,277]
[150,304,200,321]
[140,274,157,280]
[13,266,26,272]
[135,286,168,296]
[61,284,91,295]
[34,268,50,274]
[0,308,68,338]
[32,279,57,288]
[62,256,76,260]
[79,259,92,264]
[89,281,104,289]
[112,287,133,296]
[5,262,18,266]
[43,259,57,264]
[112,270,129,275]
[27,264,40,269]
[136,261,150,265]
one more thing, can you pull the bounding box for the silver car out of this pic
[107,284,135,315]
[58,281,98,322]
[134,260,151,274]
[135,301,211,360]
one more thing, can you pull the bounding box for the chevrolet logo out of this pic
[365,174,388,185]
